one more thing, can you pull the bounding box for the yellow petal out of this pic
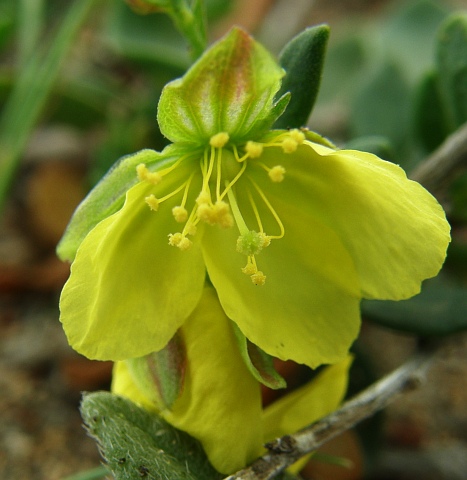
[111,361,157,412]
[164,287,264,474]
[261,142,450,300]
[202,199,361,369]
[59,170,205,360]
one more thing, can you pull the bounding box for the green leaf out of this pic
[436,13,467,130]
[157,27,289,145]
[0,0,94,214]
[413,70,450,152]
[362,273,467,336]
[351,62,411,162]
[232,323,286,390]
[80,392,221,480]
[274,25,330,129]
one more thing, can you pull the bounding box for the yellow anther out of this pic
[145,194,159,211]
[196,191,211,205]
[172,206,188,223]
[168,233,192,251]
[210,132,230,148]
[289,129,305,144]
[241,262,257,275]
[258,232,271,248]
[136,163,148,181]
[251,271,266,286]
[213,201,234,228]
[245,141,263,158]
[197,203,216,225]
[178,237,192,251]
[136,163,162,185]
[268,165,285,182]
[186,223,197,236]
[281,137,298,153]
[197,201,234,228]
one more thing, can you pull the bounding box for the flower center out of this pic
[136,129,306,285]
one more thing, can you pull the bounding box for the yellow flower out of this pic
[58,27,450,369]
[111,287,353,474]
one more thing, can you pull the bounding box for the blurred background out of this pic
[1,0,467,479]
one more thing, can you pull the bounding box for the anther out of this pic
[145,194,159,211]
[251,271,266,286]
[281,137,298,153]
[172,206,188,223]
[213,201,234,228]
[136,163,162,185]
[289,129,305,144]
[210,132,230,148]
[268,165,285,182]
[196,191,211,205]
[245,141,263,158]
[168,233,192,251]
[241,262,257,275]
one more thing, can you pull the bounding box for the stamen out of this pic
[172,206,188,222]
[213,201,234,228]
[268,165,286,182]
[251,271,266,286]
[241,259,257,275]
[281,137,298,153]
[219,159,248,201]
[168,232,192,251]
[249,178,285,240]
[210,132,229,148]
[137,164,162,185]
[145,194,159,211]
[289,129,305,144]
[245,141,263,158]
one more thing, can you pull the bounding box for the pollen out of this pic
[196,191,211,205]
[197,201,234,228]
[281,137,298,153]
[145,194,159,211]
[268,165,286,182]
[213,201,234,228]
[136,163,162,185]
[245,141,263,158]
[241,263,257,275]
[210,132,230,148]
[172,205,188,223]
[168,232,192,251]
[289,129,305,144]
[251,271,266,286]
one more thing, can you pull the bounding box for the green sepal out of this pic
[126,332,186,409]
[232,322,286,390]
[157,27,289,145]
[274,25,330,129]
[56,144,191,261]
[436,13,467,130]
[80,392,221,480]
[362,273,467,336]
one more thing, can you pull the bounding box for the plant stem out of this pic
[224,353,433,480]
